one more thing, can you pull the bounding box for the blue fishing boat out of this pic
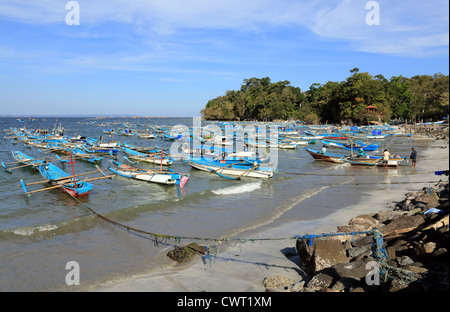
[59,148,103,164]
[12,151,95,197]
[185,156,274,179]
[36,161,93,197]
[320,139,379,151]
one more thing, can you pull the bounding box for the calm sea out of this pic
[0,116,434,291]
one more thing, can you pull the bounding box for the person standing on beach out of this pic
[383,149,390,168]
[410,147,417,167]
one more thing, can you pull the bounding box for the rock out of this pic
[291,281,306,292]
[347,246,370,259]
[296,237,349,275]
[416,242,437,255]
[337,214,379,232]
[373,210,406,223]
[306,273,334,291]
[262,276,297,292]
[385,239,412,260]
[404,265,428,275]
[397,255,414,266]
[389,279,410,292]
[381,214,425,235]
[352,235,374,247]
[433,247,448,262]
[414,192,440,209]
[166,243,207,263]
[331,260,371,281]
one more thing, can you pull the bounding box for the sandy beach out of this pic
[94,135,449,292]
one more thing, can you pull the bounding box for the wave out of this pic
[5,224,60,236]
[211,181,262,195]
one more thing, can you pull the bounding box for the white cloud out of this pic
[0,0,447,58]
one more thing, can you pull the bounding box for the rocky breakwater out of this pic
[263,181,449,292]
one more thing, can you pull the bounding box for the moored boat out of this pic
[304,147,348,163]
[185,156,274,179]
[122,146,173,166]
[108,160,188,186]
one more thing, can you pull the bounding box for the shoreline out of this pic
[93,135,449,292]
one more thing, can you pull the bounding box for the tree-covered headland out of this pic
[200,69,449,124]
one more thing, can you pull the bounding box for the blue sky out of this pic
[0,0,448,117]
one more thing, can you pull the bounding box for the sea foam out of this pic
[211,181,262,195]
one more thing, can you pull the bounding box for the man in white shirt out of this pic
[383,149,390,168]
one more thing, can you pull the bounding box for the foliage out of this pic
[201,71,449,123]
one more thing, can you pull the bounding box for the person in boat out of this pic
[357,148,364,158]
[383,149,391,168]
[321,146,327,154]
[410,147,417,168]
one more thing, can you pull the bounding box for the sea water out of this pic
[0,117,435,291]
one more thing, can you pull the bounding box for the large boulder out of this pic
[380,214,425,235]
[296,236,349,275]
[337,214,380,233]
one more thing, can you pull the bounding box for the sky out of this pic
[0,0,448,117]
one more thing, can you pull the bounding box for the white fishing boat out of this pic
[108,160,188,186]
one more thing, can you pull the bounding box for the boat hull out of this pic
[304,148,346,163]
[186,159,273,179]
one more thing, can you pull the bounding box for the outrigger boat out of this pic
[2,150,45,173]
[122,146,173,166]
[185,156,274,179]
[342,157,381,166]
[11,151,111,197]
[57,148,103,164]
[108,160,189,186]
[304,147,348,164]
[320,139,379,151]
[366,155,406,167]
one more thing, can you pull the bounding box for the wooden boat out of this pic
[342,157,380,166]
[136,132,156,139]
[185,156,274,179]
[83,145,119,156]
[35,161,93,197]
[108,160,188,186]
[60,148,103,164]
[366,155,406,167]
[304,147,348,163]
[122,146,173,165]
[12,151,108,197]
[320,139,379,151]
[11,150,45,169]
